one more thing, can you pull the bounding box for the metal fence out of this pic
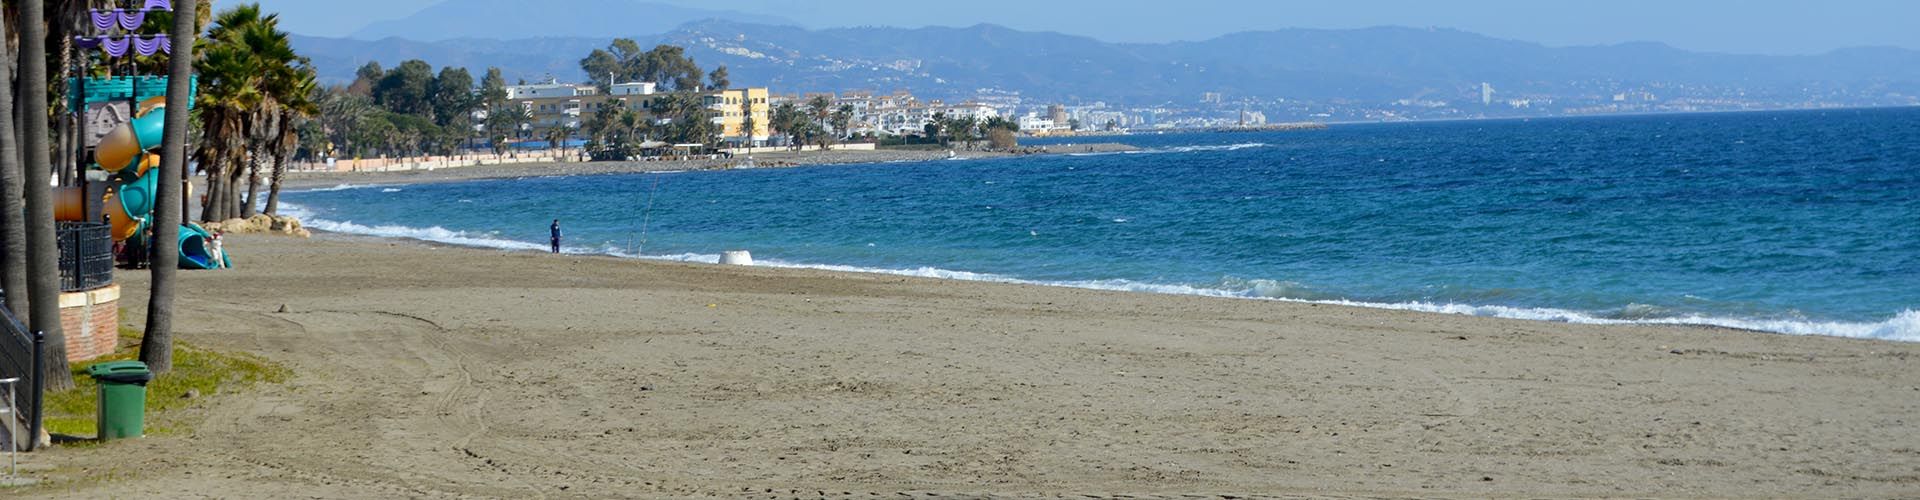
[0,305,43,452]
[58,222,114,292]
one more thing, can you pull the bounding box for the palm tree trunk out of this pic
[0,13,30,317]
[241,155,260,218]
[264,123,292,215]
[20,0,77,391]
[197,153,220,222]
[142,0,198,375]
[227,150,248,218]
[263,155,285,215]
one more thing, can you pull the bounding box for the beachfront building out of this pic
[703,87,772,146]
[508,79,609,130]
[1017,113,1060,133]
[505,79,596,100]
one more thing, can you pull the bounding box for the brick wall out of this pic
[56,284,120,362]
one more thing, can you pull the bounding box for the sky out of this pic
[239,0,1920,55]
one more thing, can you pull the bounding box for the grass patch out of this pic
[41,333,289,440]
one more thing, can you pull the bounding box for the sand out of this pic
[17,233,1920,498]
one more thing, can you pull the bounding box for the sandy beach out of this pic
[15,231,1917,498]
[283,143,1140,190]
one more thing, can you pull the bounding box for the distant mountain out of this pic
[295,20,1920,106]
[348,0,792,42]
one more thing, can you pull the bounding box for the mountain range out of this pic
[293,18,1920,107]
[348,0,791,42]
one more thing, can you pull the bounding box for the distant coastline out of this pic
[284,143,1140,190]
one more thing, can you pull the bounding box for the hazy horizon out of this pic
[237,0,1920,56]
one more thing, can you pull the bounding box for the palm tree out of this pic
[195,4,300,222]
[831,104,854,140]
[263,66,319,215]
[18,0,76,390]
[142,0,203,375]
[0,4,29,318]
[545,127,570,160]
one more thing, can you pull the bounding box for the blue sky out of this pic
[239,0,1920,55]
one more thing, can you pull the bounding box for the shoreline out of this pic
[32,231,1918,497]
[280,214,1918,344]
[283,142,1140,190]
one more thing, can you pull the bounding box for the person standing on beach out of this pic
[550,220,562,254]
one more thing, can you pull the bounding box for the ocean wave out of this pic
[380,188,403,193]
[288,183,374,193]
[1123,142,1271,155]
[279,203,548,252]
[274,205,1920,342]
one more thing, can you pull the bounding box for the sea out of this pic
[281,108,1920,342]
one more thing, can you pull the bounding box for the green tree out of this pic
[740,94,757,147]
[579,48,620,91]
[317,87,374,157]
[478,67,517,154]
[927,112,948,146]
[831,104,854,139]
[946,115,978,149]
[196,3,305,222]
[349,61,383,96]
[652,92,715,145]
[708,65,730,90]
[545,127,571,160]
[430,67,475,129]
[580,40,705,91]
[263,64,320,215]
[374,59,436,119]
[772,102,805,150]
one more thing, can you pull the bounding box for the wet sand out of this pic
[19,233,1920,498]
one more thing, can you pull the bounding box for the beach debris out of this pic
[276,304,289,313]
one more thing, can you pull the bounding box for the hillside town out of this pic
[492,79,1177,150]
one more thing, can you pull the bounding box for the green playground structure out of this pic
[54,76,223,269]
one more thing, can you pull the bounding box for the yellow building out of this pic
[703,87,770,145]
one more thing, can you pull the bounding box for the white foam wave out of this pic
[289,183,372,193]
[278,204,1919,342]
[380,188,403,193]
[1123,142,1271,155]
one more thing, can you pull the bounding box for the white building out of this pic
[934,102,1001,121]
[610,82,656,96]
[1017,114,1058,132]
[505,79,596,100]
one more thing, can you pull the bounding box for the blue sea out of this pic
[282,108,1920,341]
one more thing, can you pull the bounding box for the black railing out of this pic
[0,304,43,452]
[58,222,114,292]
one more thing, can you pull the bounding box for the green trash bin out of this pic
[87,360,154,440]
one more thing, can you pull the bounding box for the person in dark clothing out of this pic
[549,219,562,253]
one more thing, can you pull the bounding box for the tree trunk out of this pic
[241,159,259,218]
[198,150,224,222]
[263,153,285,215]
[225,155,246,220]
[142,0,199,375]
[20,0,76,391]
[53,115,69,186]
[0,13,29,317]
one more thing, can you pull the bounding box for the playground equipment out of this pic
[52,76,223,269]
